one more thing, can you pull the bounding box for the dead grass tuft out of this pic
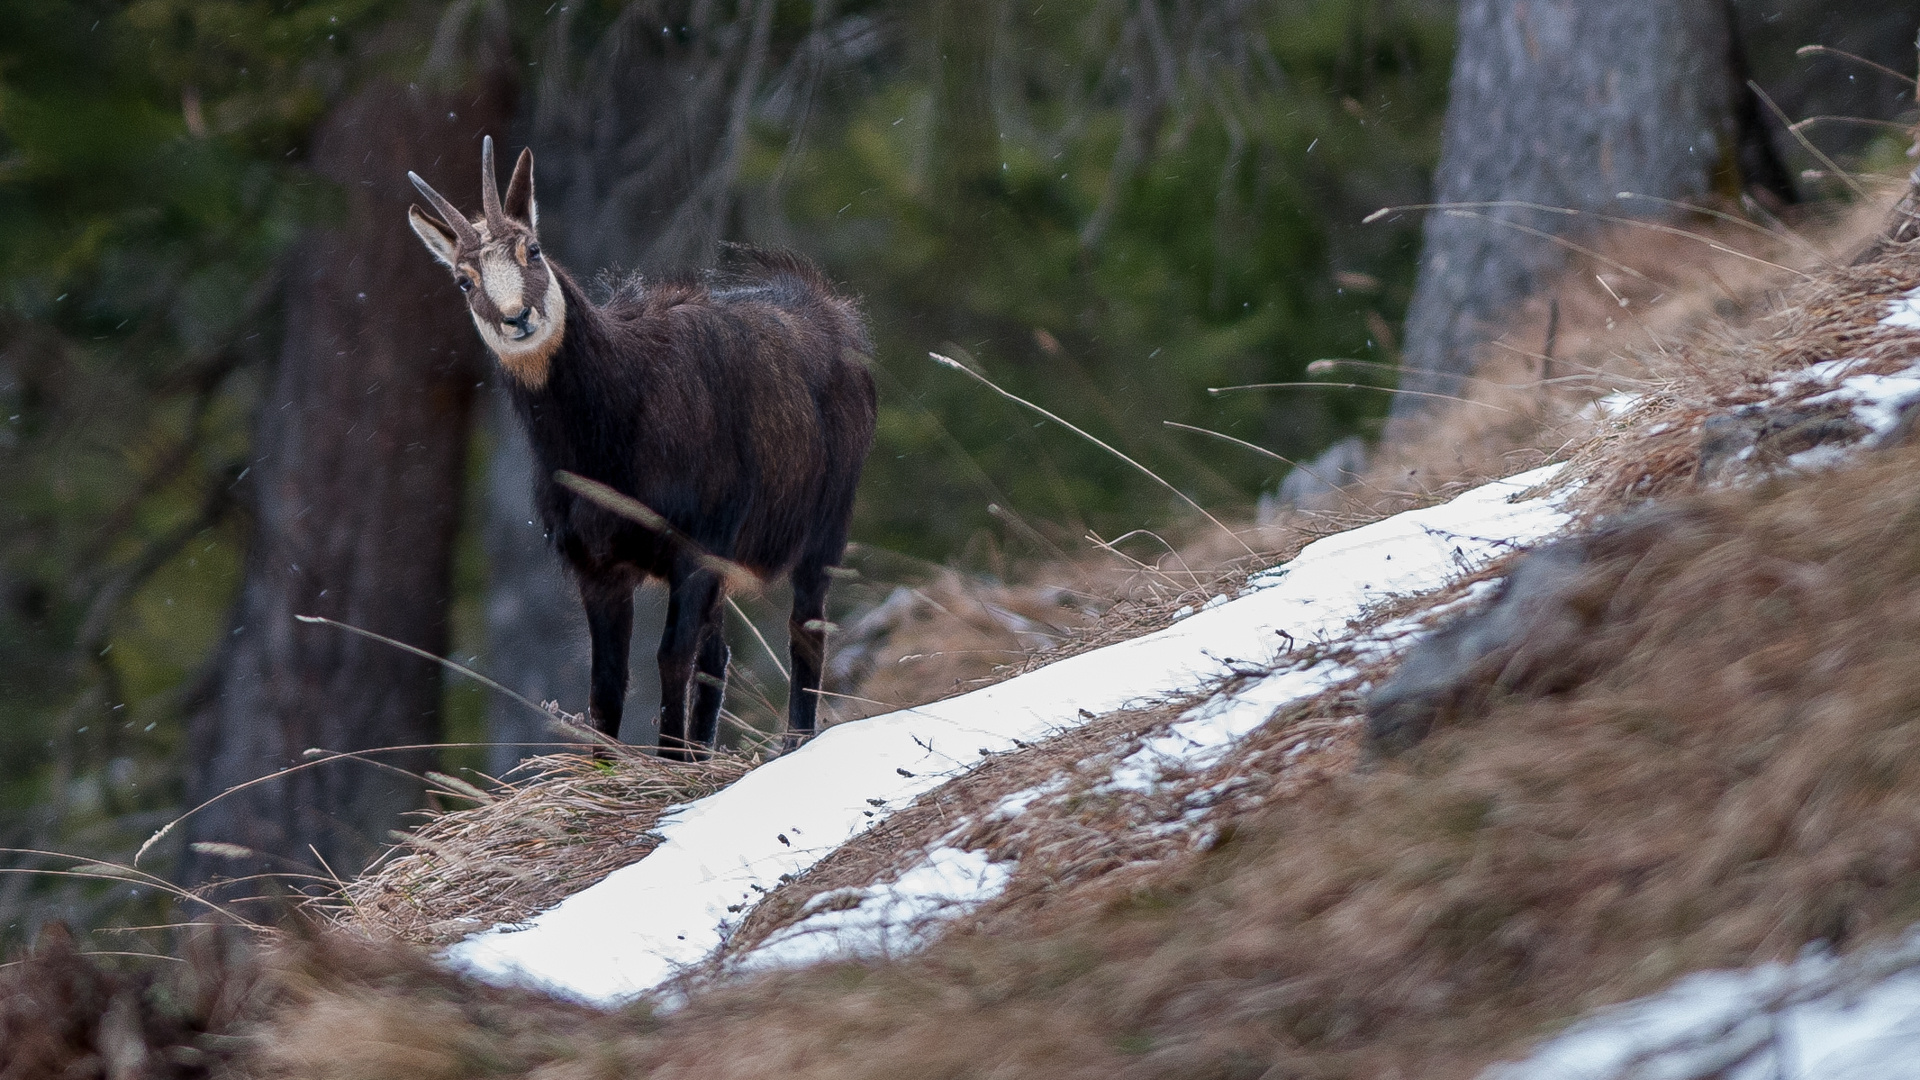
[0,922,263,1080]
[328,750,751,945]
[825,568,1114,722]
[248,930,640,1080]
[1564,229,1920,509]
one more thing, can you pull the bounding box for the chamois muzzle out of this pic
[504,307,536,340]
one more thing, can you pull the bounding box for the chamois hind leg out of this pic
[688,605,730,753]
[785,557,832,751]
[581,576,636,742]
[657,565,723,762]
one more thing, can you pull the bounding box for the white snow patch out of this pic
[1883,285,1920,330]
[734,847,1011,971]
[1583,392,1645,422]
[445,465,1571,1003]
[1171,593,1231,621]
[1488,929,1920,1080]
[1101,661,1344,793]
[1782,368,1920,470]
[1771,357,1873,391]
[990,776,1065,820]
[1750,356,1920,470]
[1805,371,1920,438]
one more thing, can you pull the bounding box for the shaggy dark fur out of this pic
[409,142,877,758]
[532,254,876,756]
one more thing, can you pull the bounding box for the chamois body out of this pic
[407,139,875,757]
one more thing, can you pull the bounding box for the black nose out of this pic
[505,306,533,330]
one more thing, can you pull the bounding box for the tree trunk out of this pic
[180,78,512,886]
[1394,0,1793,420]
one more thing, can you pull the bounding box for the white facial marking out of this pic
[481,255,524,319]
[475,271,566,388]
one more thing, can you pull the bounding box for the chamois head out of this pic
[407,136,566,388]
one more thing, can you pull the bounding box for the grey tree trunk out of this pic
[1394,0,1792,419]
[180,77,513,886]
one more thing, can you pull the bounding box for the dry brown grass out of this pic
[823,568,1115,722]
[329,750,751,945]
[1563,234,1920,509]
[0,922,263,1080]
[246,931,642,1080]
[329,430,1920,1080]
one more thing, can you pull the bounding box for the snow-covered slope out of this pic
[448,465,1573,1002]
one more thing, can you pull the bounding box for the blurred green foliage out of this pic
[760,1,1452,558]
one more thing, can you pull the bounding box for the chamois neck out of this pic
[508,266,601,398]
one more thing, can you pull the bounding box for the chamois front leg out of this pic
[689,605,730,752]
[580,576,635,741]
[785,558,832,751]
[658,564,724,762]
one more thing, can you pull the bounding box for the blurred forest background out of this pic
[0,0,1912,944]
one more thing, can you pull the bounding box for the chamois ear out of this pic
[408,205,460,268]
[503,147,537,232]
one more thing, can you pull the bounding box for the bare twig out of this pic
[1749,80,1871,201]
[1207,381,1517,414]
[932,352,1255,556]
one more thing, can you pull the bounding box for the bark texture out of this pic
[1395,0,1790,418]
[180,78,512,884]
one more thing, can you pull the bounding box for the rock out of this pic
[1366,508,1686,753]
[1365,539,1592,753]
[1695,398,1870,485]
[1258,436,1369,522]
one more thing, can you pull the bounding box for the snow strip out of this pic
[1100,577,1502,797]
[734,847,1010,971]
[446,465,1571,1002]
[1883,285,1920,330]
[1487,928,1920,1080]
[1101,662,1343,793]
[1747,356,1920,471]
[1804,371,1920,439]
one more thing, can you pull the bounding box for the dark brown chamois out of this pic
[406,137,876,759]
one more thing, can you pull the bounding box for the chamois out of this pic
[406,137,876,760]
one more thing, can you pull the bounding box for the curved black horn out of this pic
[408,171,479,246]
[480,135,506,231]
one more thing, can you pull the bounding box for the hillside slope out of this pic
[13,180,1920,1079]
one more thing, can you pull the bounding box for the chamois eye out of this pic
[456,276,473,293]
[527,243,542,261]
